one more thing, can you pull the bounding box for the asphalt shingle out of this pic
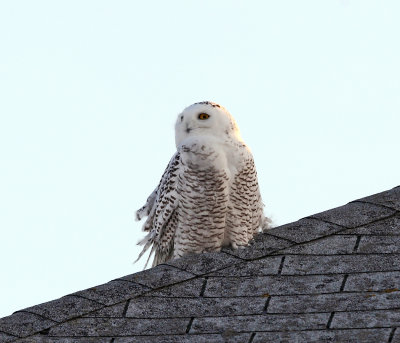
[309,201,396,228]
[268,218,344,243]
[113,333,252,343]
[165,251,241,275]
[391,328,400,343]
[72,280,151,306]
[337,213,400,235]
[281,254,400,275]
[204,274,344,297]
[117,264,195,289]
[344,271,400,292]
[331,309,400,329]
[357,235,400,253]
[0,312,56,338]
[48,317,191,336]
[207,255,282,276]
[267,291,400,313]
[189,313,330,333]
[22,295,103,323]
[357,186,400,211]
[83,302,128,318]
[126,296,266,318]
[276,234,358,255]
[0,333,16,343]
[15,338,111,343]
[252,328,391,343]
[142,277,206,298]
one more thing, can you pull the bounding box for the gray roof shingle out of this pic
[1,185,399,343]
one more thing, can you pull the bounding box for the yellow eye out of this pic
[198,113,210,120]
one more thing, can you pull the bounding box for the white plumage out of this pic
[136,101,270,267]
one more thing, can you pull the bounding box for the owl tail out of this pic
[134,231,156,269]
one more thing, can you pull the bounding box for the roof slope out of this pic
[1,185,400,343]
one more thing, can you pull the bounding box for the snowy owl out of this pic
[136,101,270,267]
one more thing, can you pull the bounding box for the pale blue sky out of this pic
[0,0,399,318]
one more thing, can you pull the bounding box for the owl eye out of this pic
[198,113,210,120]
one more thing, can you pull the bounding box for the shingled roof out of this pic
[1,186,400,343]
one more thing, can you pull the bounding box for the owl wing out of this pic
[135,152,181,267]
[227,154,268,247]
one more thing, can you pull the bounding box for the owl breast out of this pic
[173,137,259,257]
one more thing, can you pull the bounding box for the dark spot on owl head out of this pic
[180,115,184,122]
[195,101,221,108]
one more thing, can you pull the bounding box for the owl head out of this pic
[175,101,242,148]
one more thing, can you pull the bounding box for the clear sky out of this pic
[0,0,399,318]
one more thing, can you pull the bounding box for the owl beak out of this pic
[186,124,192,133]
